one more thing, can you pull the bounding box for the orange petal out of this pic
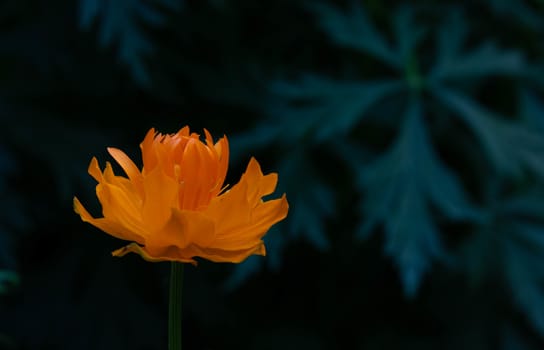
[178,139,214,210]
[107,147,143,193]
[140,128,158,173]
[204,129,214,147]
[176,126,190,137]
[112,242,197,264]
[74,197,145,244]
[205,181,251,234]
[236,158,278,204]
[88,157,103,182]
[214,136,229,188]
[145,208,216,253]
[212,194,288,250]
[141,167,179,230]
[97,183,147,237]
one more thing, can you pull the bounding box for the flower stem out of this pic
[169,262,184,350]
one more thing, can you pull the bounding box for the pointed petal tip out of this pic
[277,193,290,219]
[245,157,263,176]
[256,242,266,257]
[73,196,82,214]
[141,128,158,146]
[88,157,102,181]
[203,128,213,144]
[73,196,92,220]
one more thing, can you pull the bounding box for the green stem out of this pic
[169,262,184,350]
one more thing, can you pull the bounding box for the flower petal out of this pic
[141,167,179,230]
[88,157,103,182]
[112,242,197,264]
[214,136,229,189]
[204,157,288,249]
[140,128,158,173]
[107,147,144,194]
[97,183,147,238]
[243,157,278,204]
[145,208,216,254]
[74,197,145,244]
[205,180,252,234]
[75,126,288,264]
[191,242,266,263]
[214,195,288,249]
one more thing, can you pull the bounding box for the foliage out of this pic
[78,0,182,85]
[2,0,544,349]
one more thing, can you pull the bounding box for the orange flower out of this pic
[73,126,288,264]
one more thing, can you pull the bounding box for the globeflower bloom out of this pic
[73,126,288,264]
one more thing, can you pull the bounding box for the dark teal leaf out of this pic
[485,0,543,29]
[358,99,475,296]
[78,0,182,85]
[519,89,544,130]
[269,75,404,143]
[522,66,544,91]
[465,190,544,337]
[392,6,426,63]
[310,3,425,69]
[434,10,467,67]
[430,12,524,82]
[502,222,544,334]
[308,2,401,69]
[434,87,544,177]
[79,0,100,29]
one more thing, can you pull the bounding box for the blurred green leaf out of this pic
[434,87,544,177]
[484,0,543,29]
[392,6,426,64]
[309,1,401,68]
[463,189,544,338]
[358,99,476,296]
[78,0,182,85]
[269,76,404,143]
[519,88,544,130]
[431,43,524,82]
[431,10,524,82]
[0,270,18,295]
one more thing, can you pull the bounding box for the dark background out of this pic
[2,0,544,349]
